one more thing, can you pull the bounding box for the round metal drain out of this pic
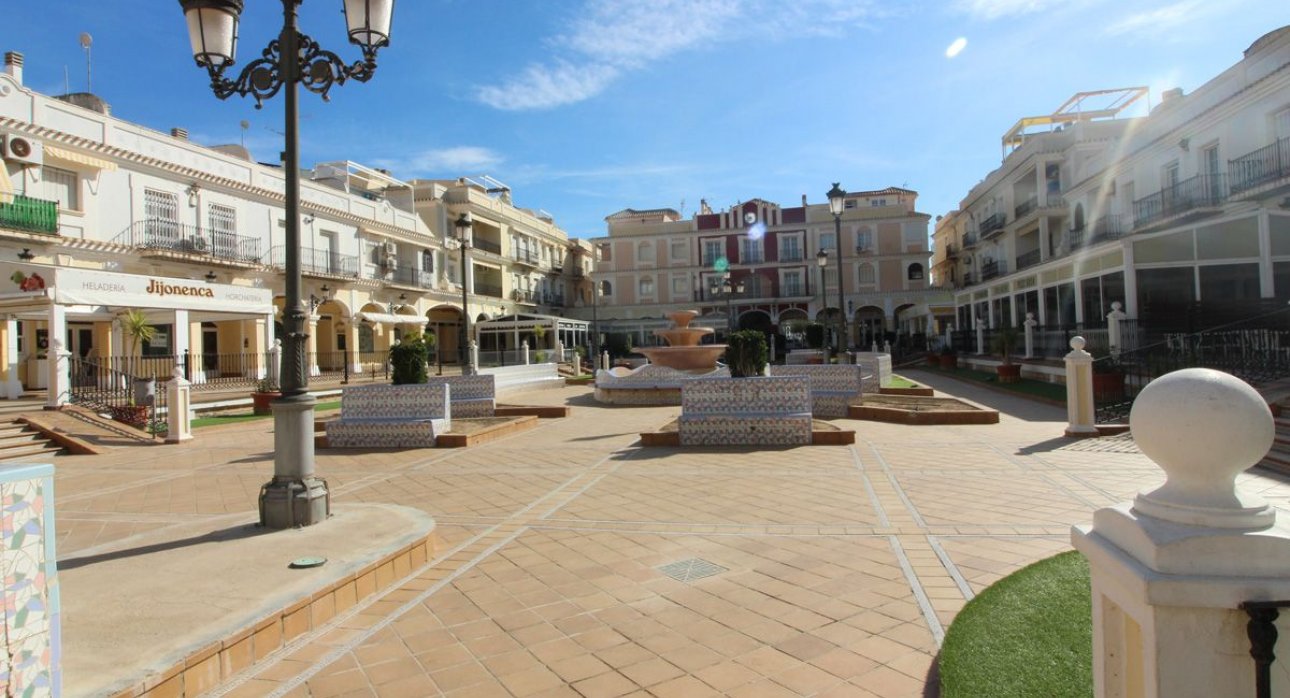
[289,556,327,569]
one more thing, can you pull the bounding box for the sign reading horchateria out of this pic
[0,263,273,314]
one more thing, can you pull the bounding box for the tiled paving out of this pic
[43,369,1290,696]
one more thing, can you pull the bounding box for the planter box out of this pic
[939,355,958,369]
[251,391,281,416]
[996,364,1022,384]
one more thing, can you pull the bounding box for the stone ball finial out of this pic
[1069,336,1085,351]
[1111,301,1123,312]
[1130,368,1275,528]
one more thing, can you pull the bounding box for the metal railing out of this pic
[738,251,764,264]
[980,259,1007,280]
[1133,173,1227,228]
[779,250,803,262]
[512,249,540,266]
[268,246,359,278]
[944,243,958,257]
[0,194,59,234]
[1015,250,1041,270]
[473,238,502,255]
[962,232,979,248]
[1015,194,1038,219]
[1229,136,1290,195]
[114,220,261,263]
[68,357,169,436]
[474,282,504,298]
[513,290,537,303]
[388,263,435,289]
[981,212,1007,236]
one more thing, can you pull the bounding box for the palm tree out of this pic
[118,309,156,358]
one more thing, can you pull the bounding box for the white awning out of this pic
[44,145,118,172]
[357,311,428,326]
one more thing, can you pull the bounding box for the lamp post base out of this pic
[259,394,330,529]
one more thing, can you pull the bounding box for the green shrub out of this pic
[726,330,768,378]
[604,332,634,359]
[805,323,826,349]
[390,337,429,385]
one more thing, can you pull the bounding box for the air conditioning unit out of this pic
[2,135,42,166]
[383,241,396,255]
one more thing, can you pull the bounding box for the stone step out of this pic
[0,432,44,448]
[0,444,63,463]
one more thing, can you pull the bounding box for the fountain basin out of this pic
[637,345,728,371]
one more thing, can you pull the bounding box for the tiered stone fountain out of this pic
[637,310,727,371]
[594,310,729,404]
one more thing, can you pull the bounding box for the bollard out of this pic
[1107,301,1127,358]
[975,318,986,355]
[166,365,193,443]
[522,340,530,366]
[1023,312,1037,359]
[1064,336,1096,437]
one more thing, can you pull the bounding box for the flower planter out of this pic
[996,364,1022,383]
[939,355,958,369]
[1092,372,1126,400]
[110,404,149,427]
[251,391,282,416]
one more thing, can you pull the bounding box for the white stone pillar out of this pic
[975,318,986,355]
[1072,369,1288,698]
[5,318,20,399]
[268,340,282,388]
[554,339,564,365]
[46,305,68,409]
[307,315,321,377]
[1106,302,1127,358]
[172,309,191,381]
[602,351,610,372]
[944,324,953,349]
[883,340,891,355]
[165,365,193,443]
[1023,312,1037,359]
[469,340,479,374]
[522,340,530,365]
[1064,336,1096,437]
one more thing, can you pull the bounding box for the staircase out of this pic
[0,420,64,463]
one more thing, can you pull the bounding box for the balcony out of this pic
[1017,193,1066,220]
[0,195,58,235]
[1015,249,1041,271]
[738,251,764,265]
[1015,194,1038,220]
[117,220,262,265]
[511,249,540,268]
[1133,173,1227,229]
[551,260,564,273]
[387,263,435,289]
[473,238,502,256]
[980,259,1007,280]
[512,289,537,304]
[572,268,585,278]
[1229,137,1290,196]
[269,246,358,278]
[1089,214,1126,245]
[962,232,979,248]
[854,245,872,254]
[980,212,1007,238]
[541,293,566,307]
[778,250,803,263]
[474,282,504,298]
[962,272,976,286]
[702,254,724,267]
[944,243,958,258]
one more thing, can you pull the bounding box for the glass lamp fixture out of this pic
[343,0,396,49]
[827,182,846,217]
[817,249,829,267]
[179,0,243,67]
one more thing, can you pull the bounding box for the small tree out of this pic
[118,309,156,357]
[991,325,1021,366]
[390,336,429,385]
[532,324,547,363]
[726,330,769,378]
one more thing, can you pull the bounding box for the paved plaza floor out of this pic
[48,369,1290,697]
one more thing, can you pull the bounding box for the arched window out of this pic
[601,280,613,297]
[857,264,876,285]
[907,263,924,281]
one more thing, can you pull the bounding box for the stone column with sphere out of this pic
[1072,368,1290,698]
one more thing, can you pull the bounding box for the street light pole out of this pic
[827,183,848,357]
[178,0,394,529]
[590,281,600,371]
[455,213,472,375]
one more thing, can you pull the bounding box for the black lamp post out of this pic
[826,182,847,356]
[178,0,395,529]
[717,274,745,335]
[589,279,603,371]
[454,213,472,374]
[816,249,831,348]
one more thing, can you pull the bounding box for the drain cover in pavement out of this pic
[657,558,727,583]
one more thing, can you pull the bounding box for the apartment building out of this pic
[590,188,943,349]
[934,25,1290,343]
[0,50,586,397]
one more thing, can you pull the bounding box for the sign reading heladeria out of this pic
[49,266,273,313]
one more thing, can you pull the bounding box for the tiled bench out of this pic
[479,363,563,396]
[770,365,865,418]
[426,375,495,418]
[679,376,812,446]
[325,384,451,448]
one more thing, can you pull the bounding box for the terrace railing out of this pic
[1133,173,1227,228]
[0,195,59,235]
[115,220,261,263]
[1229,136,1290,195]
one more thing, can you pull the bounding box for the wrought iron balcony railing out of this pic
[778,250,803,262]
[962,272,975,286]
[512,249,540,267]
[1133,173,1227,228]
[1229,137,1290,195]
[738,251,765,264]
[1015,249,1041,271]
[474,282,504,298]
[962,232,979,248]
[1015,194,1038,219]
[944,243,958,258]
[116,220,261,263]
[1090,214,1126,245]
[387,263,435,289]
[0,195,59,235]
[268,246,358,278]
[980,212,1007,237]
[473,238,502,255]
[980,258,1007,280]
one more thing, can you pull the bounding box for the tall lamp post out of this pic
[717,274,745,336]
[826,182,848,356]
[178,0,395,529]
[454,213,473,374]
[589,279,603,371]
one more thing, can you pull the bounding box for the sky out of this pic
[3,1,1286,239]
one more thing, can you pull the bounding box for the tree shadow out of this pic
[924,650,942,697]
[58,522,271,571]
[1015,437,1079,455]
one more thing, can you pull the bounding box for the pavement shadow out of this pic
[58,522,270,571]
[1016,436,1078,455]
[924,650,942,697]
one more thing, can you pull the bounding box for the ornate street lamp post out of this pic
[178,0,395,529]
[454,213,473,374]
[716,274,745,336]
[589,280,602,371]
[826,183,848,357]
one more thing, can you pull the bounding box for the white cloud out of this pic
[1103,0,1205,37]
[955,0,1067,20]
[474,0,880,111]
[946,37,968,57]
[375,146,504,175]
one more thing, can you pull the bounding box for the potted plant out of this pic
[991,325,1022,383]
[1091,355,1126,400]
[939,346,958,369]
[726,330,769,378]
[389,334,430,385]
[251,376,281,416]
[117,309,157,405]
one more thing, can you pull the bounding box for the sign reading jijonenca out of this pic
[0,264,274,314]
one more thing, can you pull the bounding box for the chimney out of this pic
[1161,87,1184,103]
[4,51,22,85]
[171,127,189,140]
[801,194,808,207]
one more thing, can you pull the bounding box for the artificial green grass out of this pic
[190,400,341,429]
[939,551,1092,698]
[935,366,1067,402]
[886,374,920,389]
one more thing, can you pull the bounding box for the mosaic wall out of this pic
[326,384,450,448]
[853,353,892,391]
[426,376,496,418]
[0,463,60,696]
[769,365,865,418]
[596,364,729,390]
[679,377,812,446]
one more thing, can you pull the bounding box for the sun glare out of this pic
[946,37,968,58]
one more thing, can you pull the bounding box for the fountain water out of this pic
[637,310,727,371]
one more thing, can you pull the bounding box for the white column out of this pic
[172,309,190,380]
[1122,240,1139,318]
[1106,302,1127,357]
[522,340,530,365]
[46,304,68,409]
[307,315,320,377]
[5,319,20,399]
[469,339,479,374]
[1063,336,1096,437]
[1258,211,1274,298]
[975,318,986,355]
[1072,369,1288,698]
[165,365,193,443]
[1023,312,1037,359]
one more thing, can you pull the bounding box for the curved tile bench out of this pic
[679,376,812,446]
[324,384,450,448]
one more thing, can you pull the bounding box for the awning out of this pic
[43,145,118,172]
[356,311,428,326]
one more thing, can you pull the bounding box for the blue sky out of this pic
[4,1,1285,238]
